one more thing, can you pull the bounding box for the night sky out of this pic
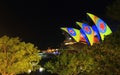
[0,0,114,49]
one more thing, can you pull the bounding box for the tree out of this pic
[0,35,41,75]
[106,0,120,21]
[44,49,96,75]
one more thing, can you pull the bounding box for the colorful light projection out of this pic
[61,13,112,46]
[86,13,112,41]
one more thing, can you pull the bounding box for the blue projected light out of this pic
[92,25,101,41]
[67,28,76,36]
[82,23,92,34]
[97,19,107,33]
[80,29,90,45]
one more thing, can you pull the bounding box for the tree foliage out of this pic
[0,36,41,75]
[44,50,95,75]
[106,0,120,21]
[44,28,120,75]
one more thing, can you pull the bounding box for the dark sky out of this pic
[0,0,114,49]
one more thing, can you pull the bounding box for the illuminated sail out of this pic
[87,12,112,41]
[61,27,80,42]
[92,25,101,43]
[76,22,94,46]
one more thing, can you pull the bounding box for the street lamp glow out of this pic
[39,67,44,72]
[28,69,31,73]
